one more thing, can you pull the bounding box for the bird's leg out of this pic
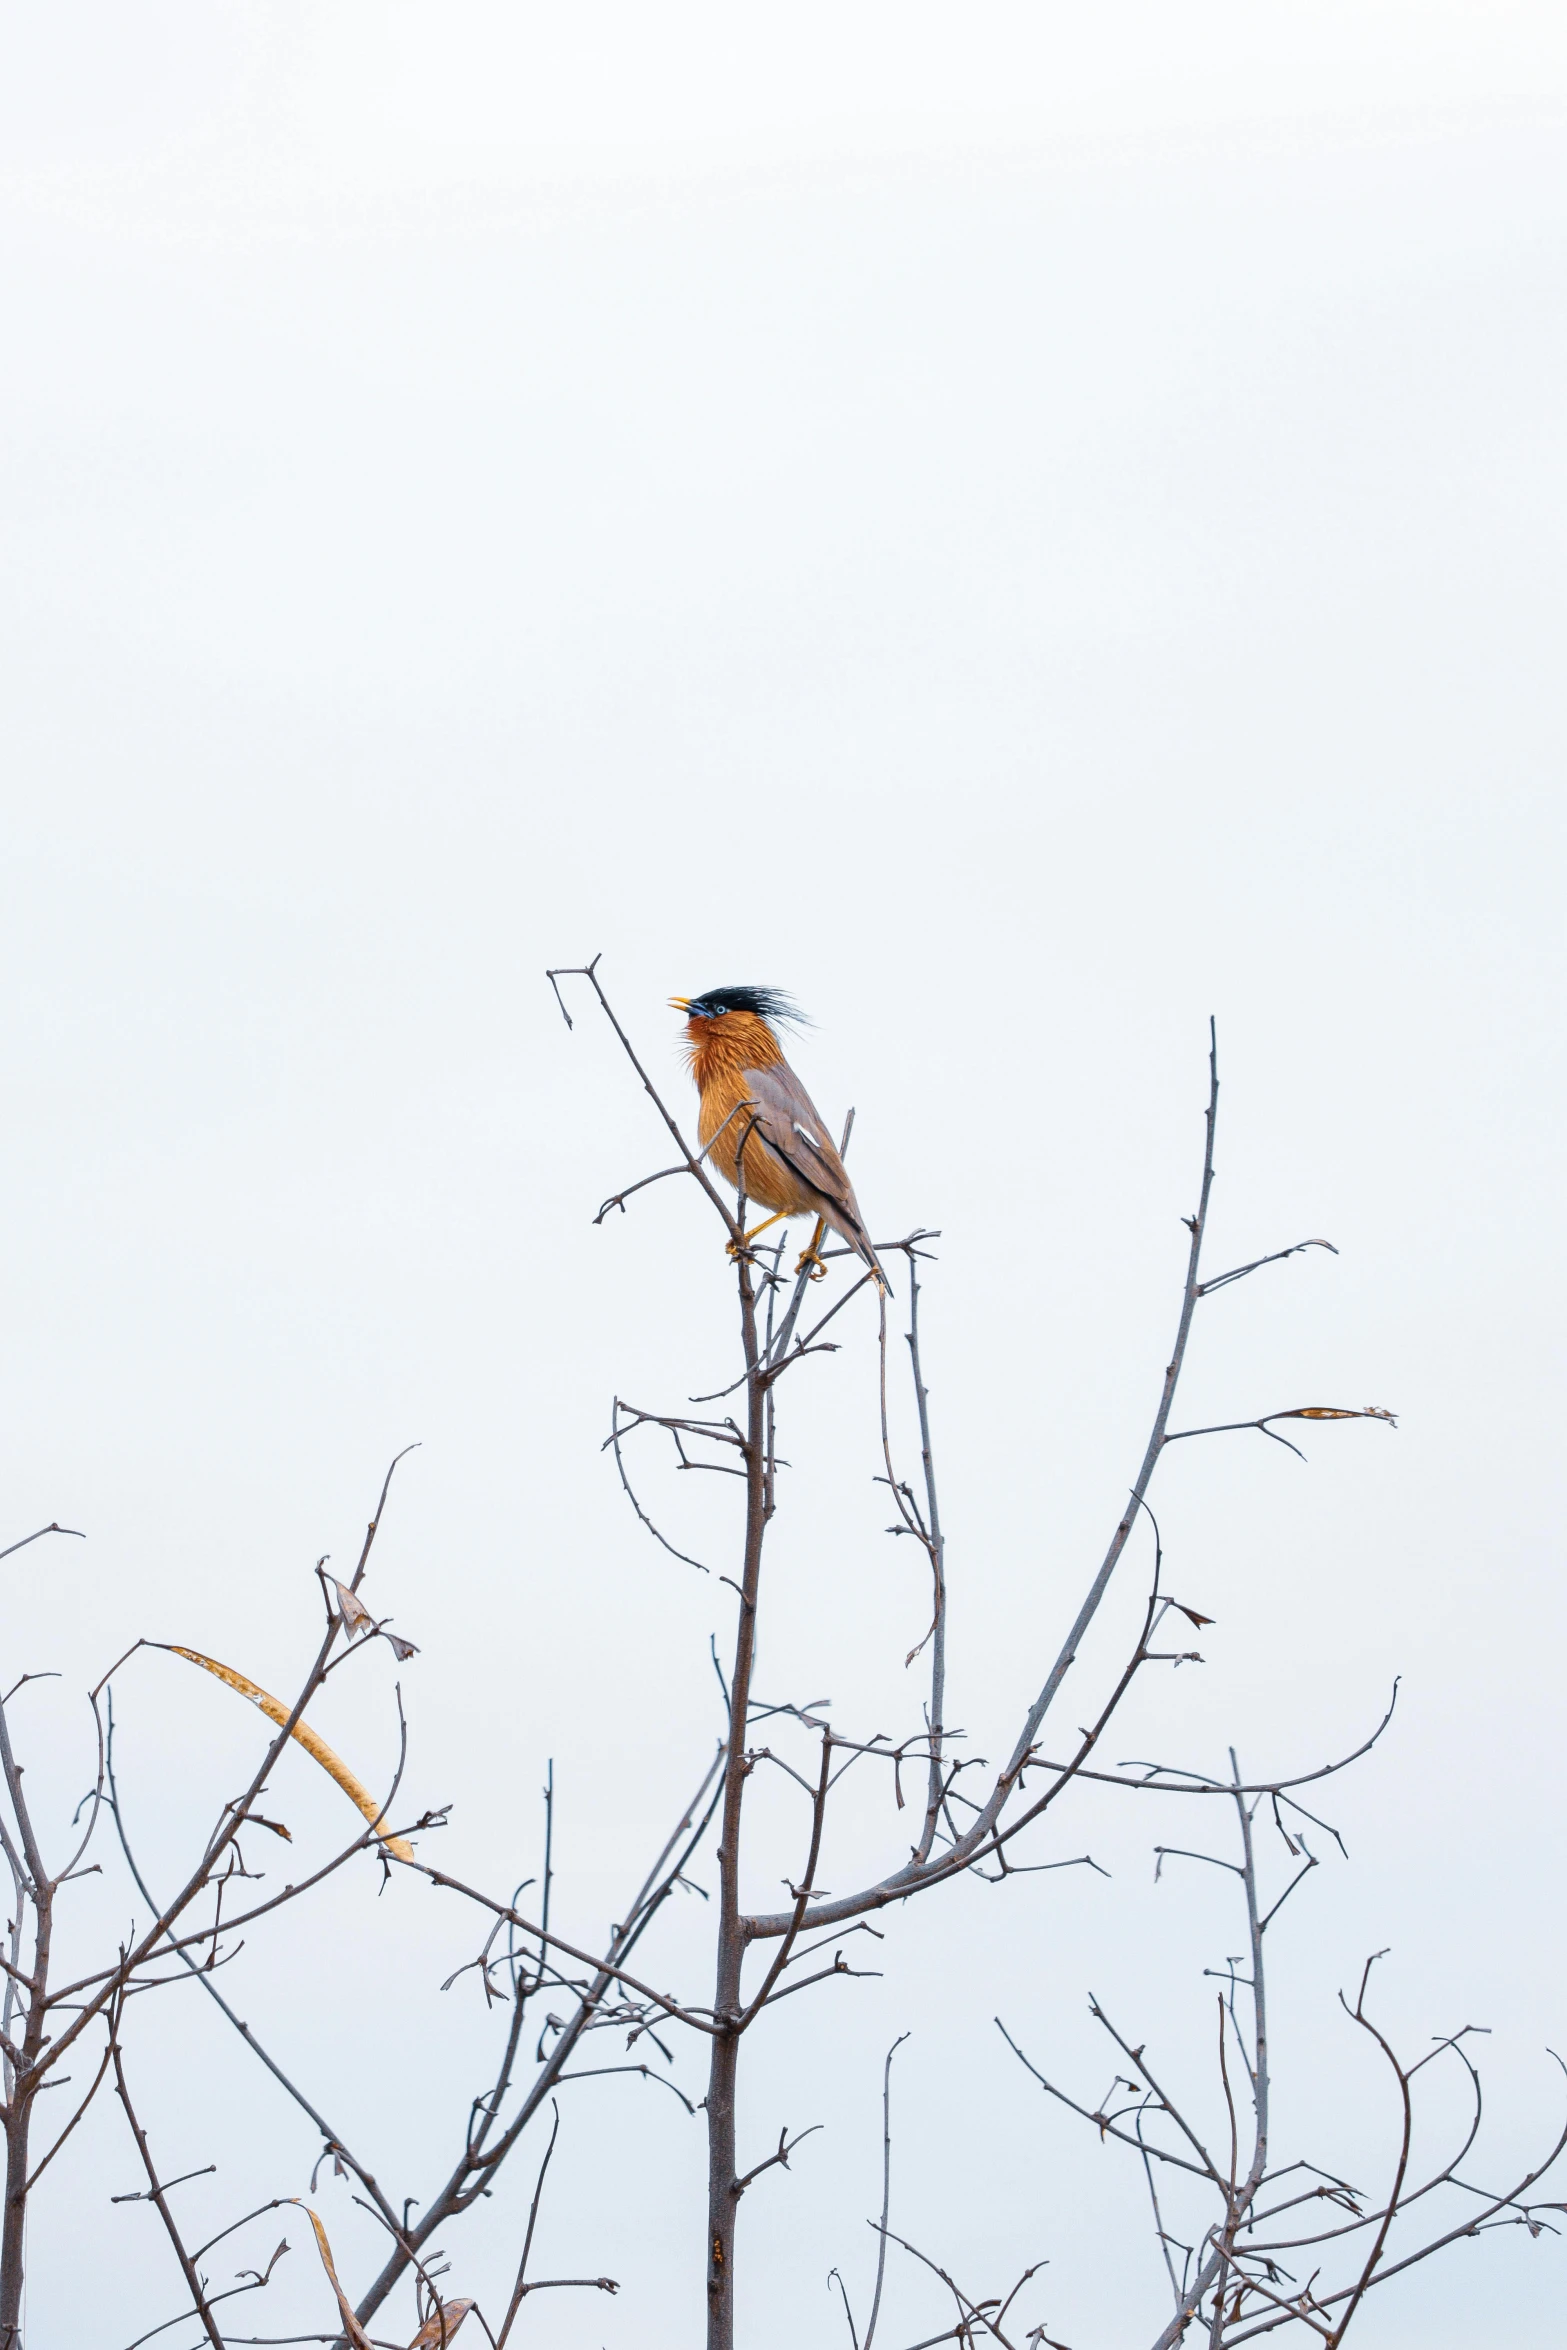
[794,1217,829,1281]
[726,1210,789,1258]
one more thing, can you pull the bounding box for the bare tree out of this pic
[5,961,1555,2350]
[843,1740,1567,2348]
[0,1464,699,2347]
[1026,1766,1567,2348]
[0,1487,443,2345]
[535,962,1438,2350]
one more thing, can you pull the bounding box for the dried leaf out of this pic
[294,2203,374,2349]
[1284,1405,1397,1425]
[332,1579,375,1639]
[385,1632,420,1662]
[1172,1603,1214,1628]
[164,1648,415,1863]
[407,2300,476,2349]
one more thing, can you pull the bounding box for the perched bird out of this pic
[671,985,886,1287]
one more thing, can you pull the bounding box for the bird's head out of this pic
[670,985,806,1067]
[670,985,806,1035]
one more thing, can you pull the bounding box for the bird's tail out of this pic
[844,1213,891,1296]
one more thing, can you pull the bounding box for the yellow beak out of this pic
[669,995,691,1013]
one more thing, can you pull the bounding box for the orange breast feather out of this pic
[690,1015,811,1215]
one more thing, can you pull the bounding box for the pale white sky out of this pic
[3,7,1565,2346]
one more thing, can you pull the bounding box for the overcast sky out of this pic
[3,7,1565,2346]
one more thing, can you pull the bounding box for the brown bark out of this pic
[705,1257,766,2350]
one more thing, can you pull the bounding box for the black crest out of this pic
[685,985,808,1028]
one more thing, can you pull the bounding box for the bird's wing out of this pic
[740,1060,881,1270]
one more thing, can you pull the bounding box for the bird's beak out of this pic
[669,995,691,1014]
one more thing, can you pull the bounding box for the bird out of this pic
[670,985,887,1288]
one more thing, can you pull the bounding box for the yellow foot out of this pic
[794,1217,829,1281]
[726,1211,789,1258]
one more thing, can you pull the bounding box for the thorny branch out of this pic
[987,1767,1567,2347]
[0,1442,723,2348]
[108,1993,227,2350]
[537,973,1406,2349]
